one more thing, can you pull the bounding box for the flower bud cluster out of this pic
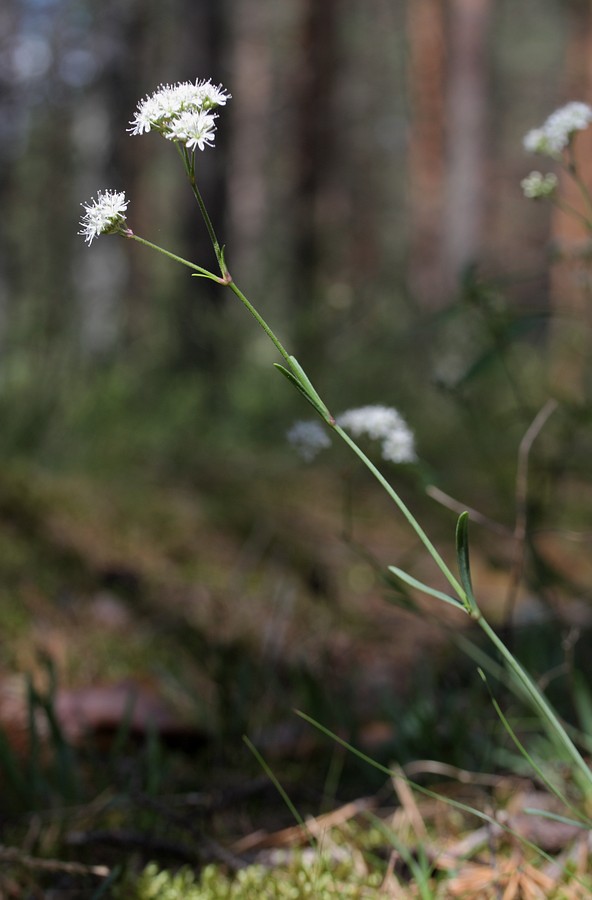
[520,170,558,200]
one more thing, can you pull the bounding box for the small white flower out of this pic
[128,78,230,149]
[287,420,332,461]
[128,93,166,135]
[380,428,417,464]
[523,101,592,157]
[78,190,129,245]
[523,128,550,155]
[195,80,231,110]
[337,405,417,464]
[165,109,217,151]
[521,170,558,199]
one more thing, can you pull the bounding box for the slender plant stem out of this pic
[125,232,219,279]
[565,153,592,225]
[504,399,558,626]
[333,424,466,601]
[227,281,293,366]
[478,615,592,795]
[173,142,228,276]
[190,178,226,274]
[552,198,592,229]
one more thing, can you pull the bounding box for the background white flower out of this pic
[337,405,417,463]
[78,190,129,245]
[523,101,592,157]
[287,420,332,461]
[521,170,558,199]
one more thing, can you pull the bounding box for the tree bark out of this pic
[443,0,493,285]
[406,0,447,308]
[549,1,592,403]
[288,0,340,375]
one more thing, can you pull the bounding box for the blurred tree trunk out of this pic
[73,0,168,355]
[0,0,20,348]
[171,0,232,394]
[90,0,233,411]
[406,0,447,308]
[549,0,592,403]
[442,0,492,286]
[226,0,273,290]
[288,0,340,375]
[406,0,492,308]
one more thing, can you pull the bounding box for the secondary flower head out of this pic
[78,190,129,245]
[287,420,332,461]
[521,170,558,200]
[337,405,417,464]
[287,405,417,464]
[523,101,592,158]
[128,78,231,150]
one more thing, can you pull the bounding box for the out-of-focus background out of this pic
[2,0,592,884]
[1,0,584,465]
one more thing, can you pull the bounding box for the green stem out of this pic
[227,281,292,366]
[190,177,226,275]
[552,198,592,229]
[477,615,592,795]
[565,154,592,226]
[333,424,467,601]
[175,145,227,277]
[224,274,464,600]
[125,232,219,279]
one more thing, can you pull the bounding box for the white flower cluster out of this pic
[523,101,592,158]
[520,170,558,200]
[287,420,332,461]
[337,405,417,464]
[128,78,231,150]
[288,405,417,464]
[78,189,129,245]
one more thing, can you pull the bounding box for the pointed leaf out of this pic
[287,356,333,422]
[456,511,477,612]
[273,364,328,419]
[388,565,465,611]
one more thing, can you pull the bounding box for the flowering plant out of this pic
[79,82,592,815]
[522,100,592,227]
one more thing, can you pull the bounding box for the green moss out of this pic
[120,854,387,900]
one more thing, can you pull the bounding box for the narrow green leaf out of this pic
[243,736,309,834]
[388,565,465,611]
[479,669,589,823]
[456,511,477,612]
[523,808,591,829]
[572,671,592,737]
[287,355,332,421]
[478,616,592,797]
[295,709,558,867]
[273,364,328,419]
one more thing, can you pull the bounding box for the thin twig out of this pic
[504,399,558,626]
[426,485,512,538]
[402,759,503,787]
[0,843,109,878]
[66,829,197,864]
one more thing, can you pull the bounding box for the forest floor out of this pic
[0,456,590,896]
